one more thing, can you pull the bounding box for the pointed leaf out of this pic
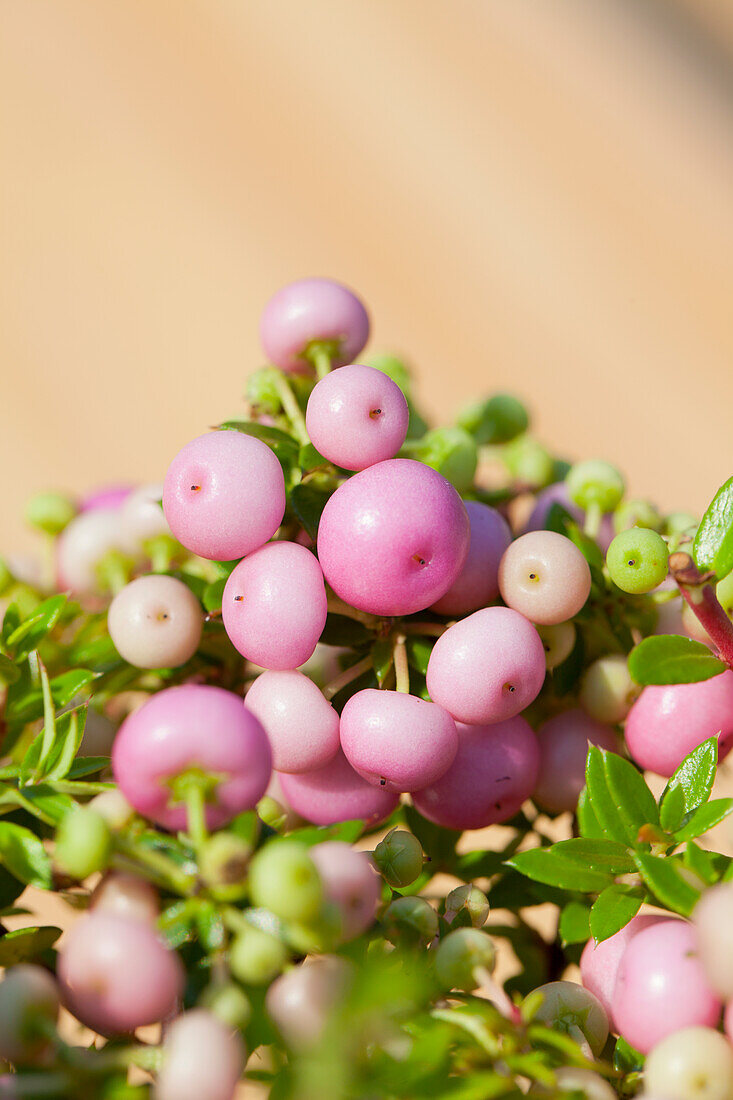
[602,752,658,836]
[0,822,52,888]
[558,901,592,946]
[628,635,726,686]
[589,885,644,943]
[584,747,634,844]
[0,926,61,966]
[577,786,606,840]
[694,476,733,580]
[507,843,619,893]
[660,738,717,832]
[633,852,700,916]
[676,799,733,842]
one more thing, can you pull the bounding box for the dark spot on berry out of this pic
[190,485,201,491]
[495,801,502,810]
[412,553,427,566]
[369,407,382,419]
[496,776,511,783]
[503,683,515,694]
[234,595,244,602]
[627,558,636,566]
[380,777,387,787]
[529,572,537,580]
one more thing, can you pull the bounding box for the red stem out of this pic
[669,552,733,669]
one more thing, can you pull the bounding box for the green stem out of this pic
[36,658,56,775]
[393,635,410,694]
[185,782,209,852]
[583,501,602,539]
[309,343,333,380]
[326,592,383,629]
[323,655,373,700]
[272,373,309,445]
[114,835,195,895]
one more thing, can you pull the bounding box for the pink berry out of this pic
[58,912,183,1035]
[244,670,340,773]
[310,841,381,940]
[56,508,126,594]
[277,750,398,826]
[108,574,203,669]
[155,1009,245,1100]
[612,920,722,1053]
[579,914,672,1030]
[412,716,540,830]
[111,684,272,831]
[266,956,350,1051]
[431,501,512,616]
[498,531,592,625]
[317,459,470,616]
[119,482,170,552]
[533,709,619,814]
[162,431,285,561]
[80,484,132,512]
[625,670,733,777]
[725,999,733,1044]
[260,278,369,373]
[223,542,327,670]
[0,965,59,1065]
[340,688,458,792]
[91,872,159,926]
[305,364,409,471]
[426,606,546,725]
[524,482,615,552]
[693,883,733,999]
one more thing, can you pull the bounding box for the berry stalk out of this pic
[669,551,733,668]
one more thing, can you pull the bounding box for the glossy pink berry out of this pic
[244,670,339,773]
[579,914,672,1030]
[111,685,272,831]
[339,688,457,792]
[56,508,126,594]
[58,912,184,1035]
[431,501,512,616]
[498,531,592,625]
[155,1009,245,1100]
[426,606,546,725]
[305,364,409,471]
[612,919,721,1054]
[162,431,285,561]
[317,459,470,616]
[533,709,619,814]
[310,841,381,941]
[277,750,399,827]
[260,278,369,373]
[625,670,733,777]
[412,716,540,830]
[223,542,327,670]
[108,574,203,669]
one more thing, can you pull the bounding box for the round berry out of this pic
[503,435,555,488]
[56,508,126,595]
[277,750,399,827]
[566,460,625,513]
[625,671,733,777]
[339,689,458,792]
[426,607,545,725]
[644,1026,733,1100]
[444,884,490,928]
[412,716,540,830]
[435,928,496,990]
[223,542,327,670]
[606,527,669,594]
[199,833,253,899]
[119,482,170,552]
[536,621,576,670]
[80,485,131,512]
[537,1068,616,1100]
[532,981,608,1056]
[229,924,288,985]
[431,501,512,616]
[260,278,369,373]
[162,431,285,561]
[411,427,478,492]
[266,957,350,1051]
[245,670,339,774]
[91,872,159,926]
[612,919,721,1053]
[498,531,592,625]
[579,653,641,724]
[383,897,438,947]
[54,807,112,880]
[524,482,616,552]
[457,393,529,446]
[694,883,733,999]
[108,574,203,669]
[305,364,409,471]
[310,841,381,941]
[155,1009,245,1100]
[88,789,135,831]
[317,459,470,616]
[25,491,76,536]
[579,914,672,1029]
[613,498,662,533]
[373,829,424,889]
[0,965,59,1066]
[248,840,323,925]
[533,709,619,814]
[199,983,251,1030]
[111,684,272,831]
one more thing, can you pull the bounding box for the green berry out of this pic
[248,840,323,924]
[229,924,287,985]
[444,885,490,928]
[200,982,252,1029]
[664,511,698,538]
[55,808,112,880]
[383,896,438,947]
[256,795,288,831]
[365,353,412,396]
[530,981,608,1057]
[565,460,625,513]
[457,394,529,446]
[613,498,662,534]
[606,527,669,594]
[536,621,576,671]
[434,928,496,990]
[411,427,478,492]
[373,829,424,888]
[503,436,555,488]
[199,833,252,899]
[0,558,12,596]
[24,492,76,536]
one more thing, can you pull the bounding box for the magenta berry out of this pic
[223,542,327,670]
[533,709,619,814]
[624,670,733,777]
[155,1009,245,1100]
[317,459,470,616]
[498,530,592,625]
[111,684,272,831]
[58,912,184,1035]
[579,914,671,1029]
[612,919,721,1053]
[277,749,399,827]
[412,716,540,830]
[426,606,546,725]
[162,430,285,561]
[305,363,409,470]
[339,688,458,792]
[107,574,203,669]
[260,277,369,373]
[310,841,381,941]
[431,501,512,616]
[80,484,132,512]
[245,670,339,773]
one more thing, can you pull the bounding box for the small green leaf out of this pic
[287,819,364,847]
[628,635,726,686]
[195,900,225,952]
[319,614,371,647]
[694,476,733,580]
[558,901,592,946]
[683,841,718,885]
[584,747,634,845]
[5,594,68,658]
[0,865,25,909]
[676,799,733,842]
[218,420,299,474]
[660,738,718,832]
[289,483,331,540]
[589,885,644,943]
[202,579,226,613]
[298,443,330,471]
[507,841,624,893]
[43,708,87,782]
[602,752,659,836]
[0,926,61,966]
[371,640,393,687]
[576,787,606,840]
[0,822,53,888]
[633,852,700,916]
[405,636,434,675]
[614,1036,644,1074]
[0,654,19,685]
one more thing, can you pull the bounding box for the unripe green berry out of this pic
[412,427,478,492]
[444,884,490,928]
[536,621,576,671]
[256,795,288,831]
[503,436,555,489]
[229,924,288,985]
[24,492,77,536]
[580,653,641,724]
[248,840,323,924]
[88,789,135,831]
[457,393,529,446]
[55,807,112,880]
[199,833,252,899]
[530,981,608,1056]
[665,511,698,538]
[200,982,252,1029]
[565,460,625,513]
[246,366,284,415]
[383,896,438,947]
[606,527,669,594]
[365,353,412,396]
[373,829,424,888]
[613,498,662,534]
[434,928,496,990]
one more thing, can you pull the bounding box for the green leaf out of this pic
[694,476,733,580]
[289,483,331,540]
[0,864,25,909]
[633,851,700,915]
[195,900,225,952]
[0,654,20,685]
[202,579,226,613]
[558,901,591,946]
[0,926,61,966]
[287,819,364,847]
[589,885,644,943]
[602,752,659,835]
[614,1036,644,1074]
[371,640,393,687]
[660,738,718,832]
[507,839,629,893]
[0,822,53,888]
[628,635,726,686]
[5,594,68,658]
[676,799,733,842]
[585,747,638,845]
[405,635,434,675]
[66,756,109,779]
[319,614,371,647]
[576,787,606,840]
[683,841,718,885]
[298,442,330,471]
[43,708,87,782]
[218,420,299,474]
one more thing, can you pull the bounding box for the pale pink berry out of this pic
[260,278,369,373]
[499,531,592,625]
[91,872,159,926]
[310,841,381,940]
[155,1009,245,1100]
[339,689,458,792]
[644,1026,733,1100]
[0,965,59,1065]
[162,431,285,561]
[431,501,512,616]
[579,914,673,1030]
[119,482,170,552]
[266,957,350,1050]
[244,670,340,774]
[305,364,409,471]
[412,716,540,830]
[222,542,327,670]
[426,606,546,725]
[693,883,733,999]
[56,508,126,594]
[317,459,470,616]
[277,750,399,827]
[108,574,203,669]
[533,709,619,814]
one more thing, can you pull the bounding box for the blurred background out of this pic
[2,0,732,556]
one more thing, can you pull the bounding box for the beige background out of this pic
[2,0,733,558]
